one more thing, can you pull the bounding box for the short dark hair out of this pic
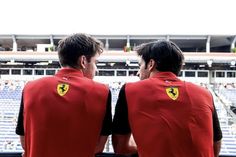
[58,33,103,68]
[136,40,184,75]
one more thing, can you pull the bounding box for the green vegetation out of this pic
[231,47,236,53]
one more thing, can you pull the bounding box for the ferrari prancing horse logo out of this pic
[166,87,179,100]
[57,83,69,96]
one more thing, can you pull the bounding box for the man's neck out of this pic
[149,70,159,78]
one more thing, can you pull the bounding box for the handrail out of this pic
[214,91,236,124]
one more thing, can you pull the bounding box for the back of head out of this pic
[58,33,103,68]
[136,40,184,75]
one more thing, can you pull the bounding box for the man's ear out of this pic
[78,55,87,69]
[147,59,156,71]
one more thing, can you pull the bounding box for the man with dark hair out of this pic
[16,33,112,157]
[112,40,222,157]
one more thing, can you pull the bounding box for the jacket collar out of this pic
[151,72,179,81]
[55,68,84,77]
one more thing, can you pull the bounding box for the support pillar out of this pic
[206,35,211,53]
[105,38,109,50]
[126,35,130,47]
[12,35,17,52]
[166,35,170,41]
[231,36,236,52]
[50,35,54,46]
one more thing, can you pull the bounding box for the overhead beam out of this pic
[15,35,51,39]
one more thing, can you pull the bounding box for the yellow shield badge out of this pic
[166,87,179,100]
[57,83,69,96]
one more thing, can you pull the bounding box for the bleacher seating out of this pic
[219,88,236,107]
[209,86,236,156]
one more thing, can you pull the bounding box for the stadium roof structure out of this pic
[0,34,236,69]
[0,34,236,52]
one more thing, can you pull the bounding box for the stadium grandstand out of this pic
[0,34,236,157]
